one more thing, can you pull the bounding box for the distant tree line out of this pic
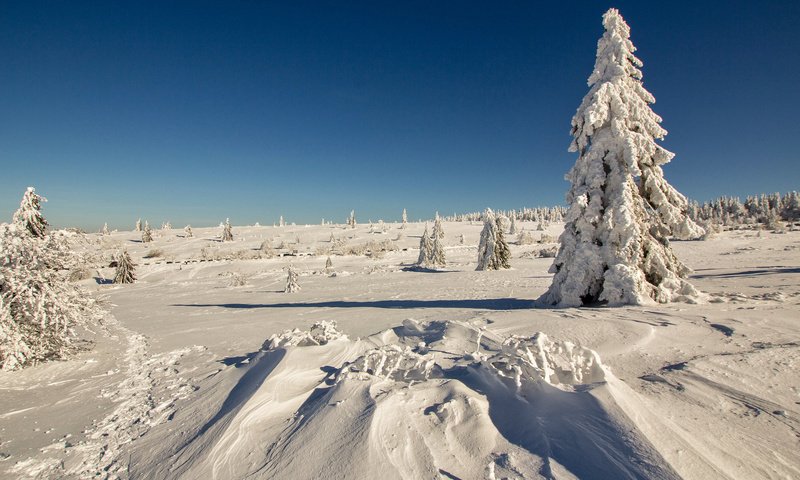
[688,191,800,229]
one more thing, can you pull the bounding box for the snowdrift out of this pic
[132,320,682,479]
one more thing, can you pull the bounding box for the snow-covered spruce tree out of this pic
[401,208,408,228]
[493,216,511,269]
[430,230,446,268]
[135,218,142,232]
[540,9,703,307]
[476,209,498,271]
[113,249,136,284]
[417,223,433,266]
[141,221,153,243]
[433,213,445,240]
[13,187,48,239]
[184,225,193,238]
[102,223,109,236]
[221,218,233,242]
[285,266,300,293]
[509,214,518,235]
[0,223,103,370]
[325,256,333,272]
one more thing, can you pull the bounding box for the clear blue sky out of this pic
[1,1,798,230]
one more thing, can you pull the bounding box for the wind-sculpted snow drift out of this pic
[133,320,681,479]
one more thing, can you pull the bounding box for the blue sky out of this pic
[1,1,798,230]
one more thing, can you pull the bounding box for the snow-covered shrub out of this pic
[0,224,103,370]
[143,248,164,259]
[538,234,556,244]
[113,249,136,284]
[540,9,702,307]
[516,230,535,245]
[184,225,193,238]
[260,240,275,258]
[537,246,558,258]
[68,266,94,282]
[228,272,248,287]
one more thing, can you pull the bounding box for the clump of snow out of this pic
[267,320,348,349]
[491,333,606,387]
[341,345,438,382]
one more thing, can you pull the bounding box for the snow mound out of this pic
[127,319,687,479]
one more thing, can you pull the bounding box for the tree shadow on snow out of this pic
[691,266,800,279]
[173,298,534,311]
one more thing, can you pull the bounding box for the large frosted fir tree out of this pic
[540,8,704,307]
[12,187,48,239]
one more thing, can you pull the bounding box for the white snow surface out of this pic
[1,220,799,479]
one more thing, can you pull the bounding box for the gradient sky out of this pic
[1,1,798,230]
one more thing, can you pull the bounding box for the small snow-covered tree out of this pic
[135,218,142,232]
[433,213,445,240]
[325,256,333,272]
[476,209,498,271]
[430,231,446,268]
[141,221,153,243]
[540,9,703,307]
[417,223,433,266]
[113,249,136,284]
[279,216,285,227]
[221,218,233,242]
[184,225,193,238]
[401,208,408,228]
[13,187,48,239]
[102,223,110,236]
[493,216,511,269]
[285,266,300,293]
[348,210,357,228]
[162,221,172,231]
[509,215,518,235]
